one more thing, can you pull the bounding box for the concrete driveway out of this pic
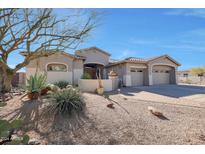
[99,84,205,144]
[109,84,205,108]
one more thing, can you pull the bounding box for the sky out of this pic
[8,8,205,71]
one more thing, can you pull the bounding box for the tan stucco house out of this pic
[22,46,181,87]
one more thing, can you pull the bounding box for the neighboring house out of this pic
[177,70,190,78]
[177,70,205,85]
[22,46,181,86]
[177,70,205,77]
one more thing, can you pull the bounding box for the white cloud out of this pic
[114,49,136,59]
[165,9,205,19]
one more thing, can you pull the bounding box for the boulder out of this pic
[148,106,163,116]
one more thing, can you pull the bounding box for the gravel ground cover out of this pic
[0,85,205,144]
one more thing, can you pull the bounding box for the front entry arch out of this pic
[84,63,104,79]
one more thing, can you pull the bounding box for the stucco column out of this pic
[148,64,153,85]
[143,68,149,86]
[170,67,177,84]
[109,75,119,90]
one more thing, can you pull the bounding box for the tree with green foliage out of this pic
[190,67,205,76]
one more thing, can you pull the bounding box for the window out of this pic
[165,70,170,73]
[130,68,143,72]
[47,63,67,72]
[183,73,188,77]
[130,68,136,72]
[153,70,159,73]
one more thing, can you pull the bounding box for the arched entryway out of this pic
[84,63,104,79]
[152,65,176,85]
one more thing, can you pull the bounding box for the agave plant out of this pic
[26,74,47,99]
[26,74,47,93]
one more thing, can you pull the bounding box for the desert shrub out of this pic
[0,119,29,145]
[46,84,60,92]
[26,74,47,93]
[54,80,70,89]
[50,88,85,115]
[81,72,91,79]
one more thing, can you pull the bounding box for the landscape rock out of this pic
[148,106,163,116]
[28,139,41,145]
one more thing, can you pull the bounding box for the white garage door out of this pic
[152,69,170,85]
[130,68,144,86]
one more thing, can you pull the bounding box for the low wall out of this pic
[178,76,205,85]
[46,71,73,84]
[78,78,119,92]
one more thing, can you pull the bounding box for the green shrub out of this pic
[50,88,85,115]
[54,80,70,89]
[26,74,47,93]
[81,72,91,79]
[0,119,29,145]
[47,84,60,92]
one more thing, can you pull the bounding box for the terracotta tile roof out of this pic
[125,57,147,62]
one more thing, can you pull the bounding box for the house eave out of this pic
[106,60,147,68]
[147,54,181,66]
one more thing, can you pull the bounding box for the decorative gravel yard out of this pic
[1,85,205,144]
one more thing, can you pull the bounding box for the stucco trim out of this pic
[149,63,177,85]
[151,63,177,70]
[84,62,105,66]
[76,46,111,56]
[106,60,146,67]
[130,65,147,69]
[148,55,181,66]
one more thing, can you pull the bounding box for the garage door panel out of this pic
[152,65,171,85]
[130,68,144,86]
[153,72,170,85]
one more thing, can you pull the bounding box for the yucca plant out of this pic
[54,80,70,89]
[50,88,85,115]
[26,74,47,100]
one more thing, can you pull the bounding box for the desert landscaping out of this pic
[1,85,205,145]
